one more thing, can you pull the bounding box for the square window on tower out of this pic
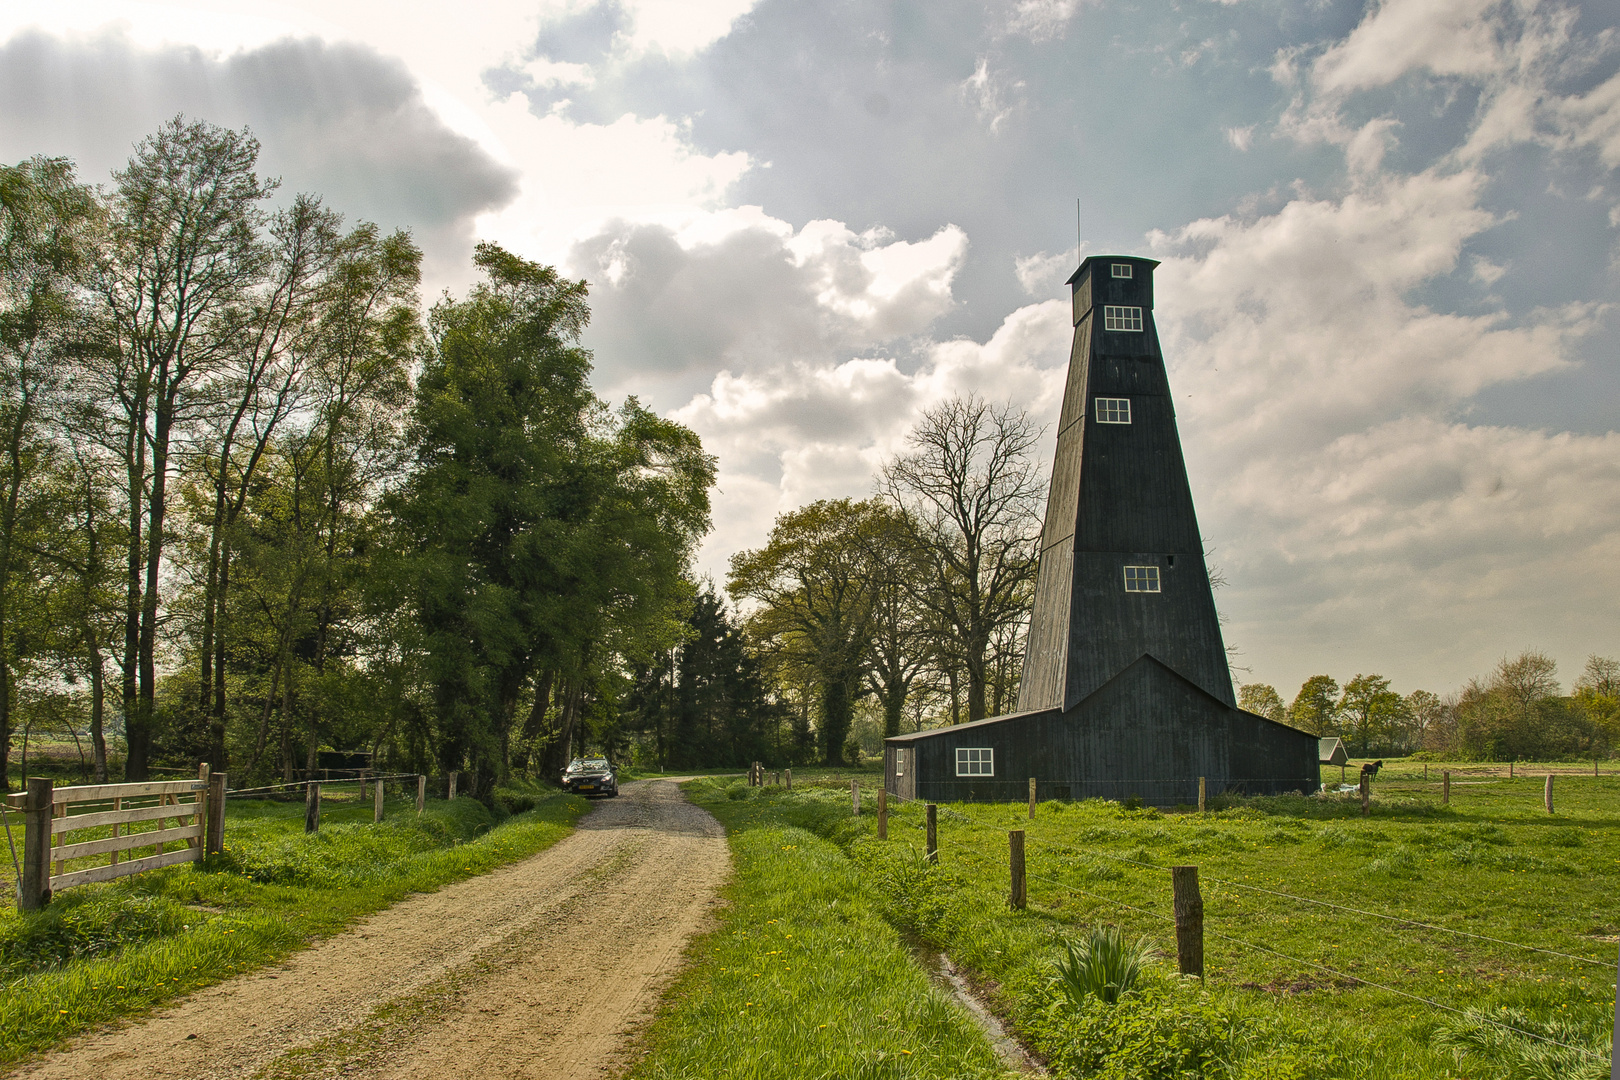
[1095,397,1131,424]
[1123,565,1161,593]
[1103,305,1143,331]
[1111,263,1133,278]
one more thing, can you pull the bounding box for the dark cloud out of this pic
[0,29,517,289]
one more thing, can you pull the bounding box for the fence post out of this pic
[207,772,227,855]
[1609,941,1618,1080]
[20,777,52,912]
[1545,773,1554,814]
[1171,865,1204,979]
[925,804,938,864]
[852,780,860,816]
[195,763,210,865]
[1009,830,1026,910]
[448,771,458,801]
[1509,761,1514,780]
[877,788,888,840]
[1360,772,1370,816]
[1443,770,1450,806]
[375,774,386,823]
[1198,776,1207,813]
[785,768,792,791]
[305,782,321,834]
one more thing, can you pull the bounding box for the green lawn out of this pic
[0,785,587,1066]
[651,769,1619,1080]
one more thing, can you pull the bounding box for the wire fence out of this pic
[860,786,1618,1066]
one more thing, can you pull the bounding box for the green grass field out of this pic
[0,784,586,1066]
[643,766,1619,1080]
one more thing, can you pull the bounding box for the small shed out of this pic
[1318,738,1347,766]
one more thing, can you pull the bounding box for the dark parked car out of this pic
[562,757,618,797]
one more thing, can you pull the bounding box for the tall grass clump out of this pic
[1052,925,1153,1006]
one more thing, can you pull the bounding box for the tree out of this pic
[96,117,274,778]
[1404,689,1446,752]
[1574,655,1619,755]
[1288,675,1339,735]
[1455,651,1587,760]
[860,504,932,739]
[1238,683,1286,723]
[0,156,99,788]
[729,499,884,765]
[1338,674,1409,754]
[881,396,1043,722]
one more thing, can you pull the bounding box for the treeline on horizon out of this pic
[6,118,1614,795]
[1239,651,1620,762]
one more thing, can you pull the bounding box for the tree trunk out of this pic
[882,684,903,739]
[122,394,148,780]
[539,677,585,783]
[88,634,108,782]
[511,669,553,775]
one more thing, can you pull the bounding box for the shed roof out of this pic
[1318,737,1347,765]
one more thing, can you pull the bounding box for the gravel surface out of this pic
[13,779,730,1080]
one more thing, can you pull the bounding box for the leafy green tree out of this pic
[1288,675,1339,735]
[1573,655,1619,755]
[729,498,886,765]
[1338,674,1409,754]
[1237,683,1286,723]
[95,117,275,779]
[0,155,99,789]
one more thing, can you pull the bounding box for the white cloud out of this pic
[961,57,1023,133]
[1014,246,1080,297]
[1004,0,1082,42]
[1311,0,1503,94]
[1224,124,1255,151]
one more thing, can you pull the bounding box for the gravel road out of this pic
[14,779,730,1080]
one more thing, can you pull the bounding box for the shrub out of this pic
[0,893,190,979]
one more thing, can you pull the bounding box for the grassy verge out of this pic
[652,773,1619,1080]
[0,785,587,1066]
[626,776,1009,1080]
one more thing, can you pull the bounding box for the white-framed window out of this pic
[1102,305,1143,331]
[1111,263,1133,279]
[895,749,905,776]
[955,747,994,777]
[1095,397,1131,424]
[1123,565,1161,593]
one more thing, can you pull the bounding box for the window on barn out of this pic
[895,749,905,776]
[955,747,994,776]
[1095,398,1131,424]
[1123,565,1161,593]
[1111,263,1133,278]
[1102,305,1143,331]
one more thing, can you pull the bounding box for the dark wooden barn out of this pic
[884,255,1318,806]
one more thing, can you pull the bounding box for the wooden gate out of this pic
[8,767,224,910]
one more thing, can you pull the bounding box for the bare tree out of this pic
[881,396,1044,723]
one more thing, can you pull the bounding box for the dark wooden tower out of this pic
[1017,255,1234,713]
[882,255,1318,806]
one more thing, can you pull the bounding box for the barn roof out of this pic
[1319,737,1347,765]
[885,652,1304,745]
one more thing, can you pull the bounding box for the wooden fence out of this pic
[7,765,227,911]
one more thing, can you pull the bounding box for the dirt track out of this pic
[14,779,730,1080]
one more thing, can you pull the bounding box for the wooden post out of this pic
[1545,773,1554,814]
[1360,772,1370,816]
[195,763,210,864]
[785,768,792,790]
[1609,942,1618,1080]
[851,780,860,816]
[1008,830,1026,910]
[305,782,321,833]
[1171,865,1204,979]
[1509,761,1514,779]
[1028,777,1037,820]
[417,774,426,813]
[469,770,478,799]
[448,772,458,801]
[1442,770,1451,805]
[53,800,65,877]
[20,777,52,911]
[925,804,938,865]
[374,773,385,823]
[877,788,888,840]
[1198,776,1207,813]
[207,772,227,855]
[1424,764,1429,780]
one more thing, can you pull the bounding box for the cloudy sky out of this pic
[3,0,1618,700]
